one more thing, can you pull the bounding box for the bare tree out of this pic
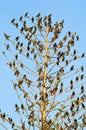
[0,12,86,130]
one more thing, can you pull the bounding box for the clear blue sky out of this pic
[0,0,86,129]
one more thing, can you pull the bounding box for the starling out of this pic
[71,34,75,40]
[81,53,85,58]
[20,42,23,47]
[34,94,37,100]
[59,19,64,28]
[6,44,9,50]
[15,23,18,28]
[80,74,84,80]
[68,31,71,36]
[70,80,73,85]
[36,13,40,18]
[70,84,73,89]
[21,27,24,32]
[26,52,29,58]
[11,18,15,23]
[19,16,23,21]
[70,65,74,71]
[82,103,85,109]
[63,35,67,41]
[15,36,20,41]
[25,12,29,17]
[31,17,34,23]
[15,54,18,60]
[81,86,84,93]
[68,40,74,46]
[43,16,47,21]
[76,76,79,81]
[21,104,24,110]
[73,49,76,55]
[71,91,75,98]
[73,56,77,60]
[76,35,79,41]
[24,27,29,31]
[4,33,10,40]
[81,66,84,72]
[65,60,68,65]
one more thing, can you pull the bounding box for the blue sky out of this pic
[0,0,86,129]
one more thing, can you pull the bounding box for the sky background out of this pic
[0,0,86,129]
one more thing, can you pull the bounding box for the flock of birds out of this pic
[1,12,86,129]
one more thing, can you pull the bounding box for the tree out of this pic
[0,12,86,130]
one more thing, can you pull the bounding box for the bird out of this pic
[81,53,85,58]
[19,16,23,21]
[82,103,85,109]
[36,13,40,18]
[76,35,79,41]
[24,12,29,17]
[70,65,74,71]
[4,33,10,40]
[14,36,20,41]
[48,14,52,18]
[15,23,18,28]
[68,31,71,36]
[59,19,64,28]
[81,86,84,93]
[73,49,76,55]
[11,18,15,23]
[31,17,34,23]
[76,76,79,82]
[6,44,9,50]
[65,60,68,65]
[24,27,29,31]
[81,66,84,72]
[80,74,84,80]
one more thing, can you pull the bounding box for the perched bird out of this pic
[59,19,64,28]
[31,17,34,23]
[23,21,26,27]
[73,49,76,55]
[58,41,63,47]
[63,35,68,41]
[6,44,9,50]
[36,13,40,18]
[65,60,68,65]
[76,76,79,82]
[48,14,52,21]
[81,86,84,93]
[81,53,85,58]
[68,31,71,36]
[15,36,20,41]
[15,23,18,28]
[34,94,37,100]
[81,66,84,72]
[48,14,52,18]
[24,12,29,17]
[68,39,74,46]
[24,27,29,31]
[11,18,15,23]
[26,52,29,58]
[4,33,10,40]
[43,16,47,21]
[70,65,74,71]
[76,35,79,41]
[19,16,23,21]
[20,27,24,32]
[80,74,84,80]
[82,103,85,109]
